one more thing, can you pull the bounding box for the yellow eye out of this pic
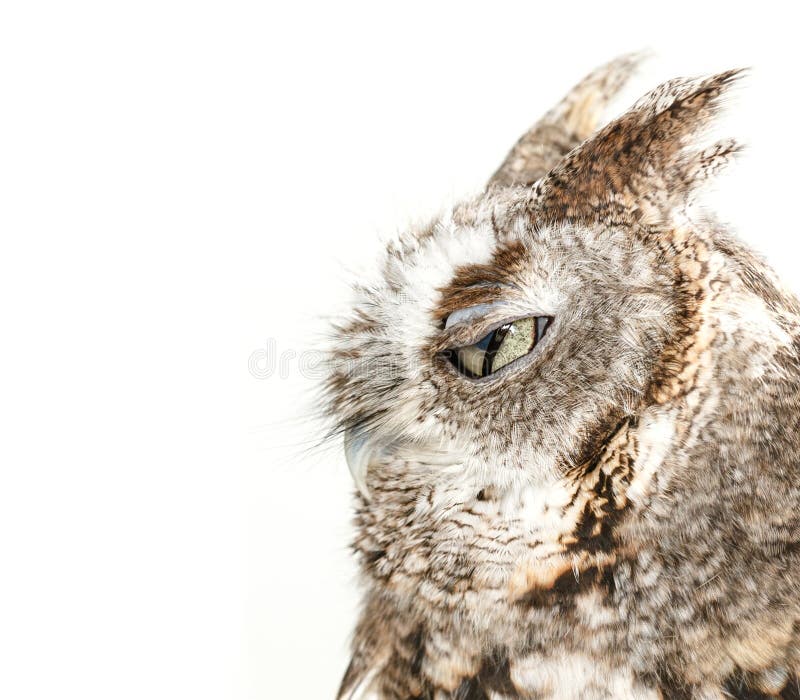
[443,316,552,378]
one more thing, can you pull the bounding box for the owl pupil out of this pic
[482,324,511,375]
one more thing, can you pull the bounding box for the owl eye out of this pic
[442,316,553,378]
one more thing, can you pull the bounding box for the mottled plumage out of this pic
[324,55,800,699]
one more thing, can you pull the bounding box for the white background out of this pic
[1,2,798,698]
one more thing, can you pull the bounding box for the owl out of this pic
[323,55,800,699]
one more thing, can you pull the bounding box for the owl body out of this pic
[325,57,800,699]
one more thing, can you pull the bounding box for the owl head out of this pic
[325,55,745,504]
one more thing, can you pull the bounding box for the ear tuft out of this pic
[531,68,747,225]
[672,137,744,208]
[489,52,648,188]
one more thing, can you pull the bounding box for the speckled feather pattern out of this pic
[324,55,800,699]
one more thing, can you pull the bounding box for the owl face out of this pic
[328,197,677,502]
[326,62,744,516]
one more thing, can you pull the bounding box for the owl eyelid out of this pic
[438,310,548,349]
[444,303,505,329]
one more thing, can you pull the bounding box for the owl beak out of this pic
[343,427,372,499]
